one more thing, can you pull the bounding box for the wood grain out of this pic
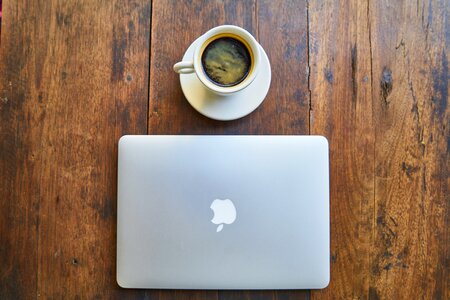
[369,0,448,299]
[0,0,448,299]
[0,0,152,298]
[309,0,375,298]
[309,0,448,299]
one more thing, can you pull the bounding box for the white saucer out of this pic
[179,38,271,121]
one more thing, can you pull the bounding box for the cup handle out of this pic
[173,61,195,74]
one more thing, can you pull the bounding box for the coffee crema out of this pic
[201,37,251,87]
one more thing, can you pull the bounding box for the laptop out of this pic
[117,135,329,289]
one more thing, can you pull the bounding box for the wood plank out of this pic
[0,0,153,298]
[310,0,449,298]
[0,1,42,297]
[309,0,375,299]
[149,0,310,298]
[369,0,448,298]
[256,0,310,136]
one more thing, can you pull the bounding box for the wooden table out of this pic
[0,1,448,299]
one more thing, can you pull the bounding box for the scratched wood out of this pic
[308,0,375,299]
[0,0,152,298]
[309,0,448,299]
[369,0,448,299]
[1,0,448,299]
[149,0,310,299]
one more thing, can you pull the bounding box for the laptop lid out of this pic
[117,135,329,289]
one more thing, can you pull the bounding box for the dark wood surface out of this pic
[0,0,447,299]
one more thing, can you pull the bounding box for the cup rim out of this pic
[193,25,260,95]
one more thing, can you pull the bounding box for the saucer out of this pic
[179,38,271,121]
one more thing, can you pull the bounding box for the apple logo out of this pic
[210,199,237,232]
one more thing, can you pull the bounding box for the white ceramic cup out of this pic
[173,25,261,95]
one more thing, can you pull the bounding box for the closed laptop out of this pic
[117,135,329,289]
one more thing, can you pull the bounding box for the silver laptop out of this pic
[117,135,329,289]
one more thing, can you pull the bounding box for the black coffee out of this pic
[201,37,251,87]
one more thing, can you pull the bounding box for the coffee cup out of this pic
[173,25,261,95]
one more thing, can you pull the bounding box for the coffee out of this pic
[201,37,251,87]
